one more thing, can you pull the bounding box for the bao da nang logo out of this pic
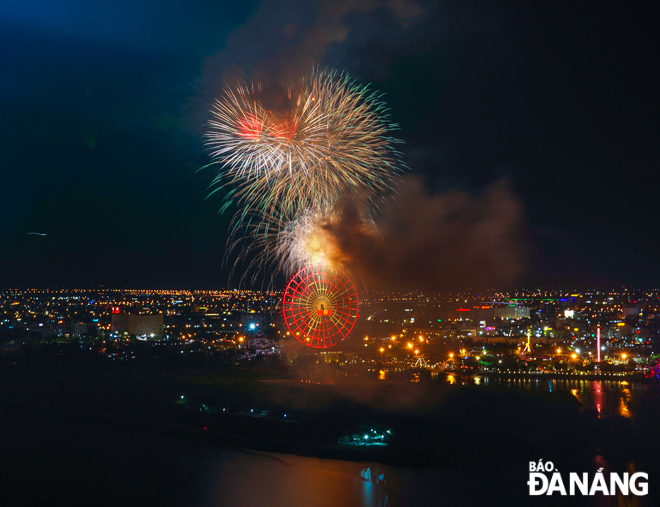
[528,460,648,496]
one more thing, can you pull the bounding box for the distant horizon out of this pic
[3,285,660,293]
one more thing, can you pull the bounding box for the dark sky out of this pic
[1,0,659,289]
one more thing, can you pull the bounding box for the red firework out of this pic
[282,265,359,348]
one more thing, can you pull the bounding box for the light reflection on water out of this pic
[466,376,644,418]
[191,447,650,507]
[193,450,463,507]
[377,369,645,418]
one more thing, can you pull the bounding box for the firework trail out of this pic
[226,202,380,286]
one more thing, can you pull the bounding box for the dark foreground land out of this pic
[3,353,660,506]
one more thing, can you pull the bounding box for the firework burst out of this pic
[205,68,405,222]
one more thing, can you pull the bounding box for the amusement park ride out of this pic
[522,330,533,357]
[282,265,359,348]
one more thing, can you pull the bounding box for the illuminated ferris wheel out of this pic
[282,265,359,348]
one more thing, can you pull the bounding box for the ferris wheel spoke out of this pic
[283,265,358,349]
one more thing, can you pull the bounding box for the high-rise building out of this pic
[71,321,88,337]
[111,308,164,337]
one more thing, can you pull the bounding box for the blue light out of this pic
[249,323,256,330]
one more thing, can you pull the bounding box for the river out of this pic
[186,446,656,507]
[372,367,648,419]
[3,380,659,507]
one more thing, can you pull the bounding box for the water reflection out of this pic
[590,456,645,507]
[360,467,389,506]
[593,381,604,418]
[195,447,653,507]
[369,369,646,418]
[457,377,647,419]
[200,451,443,507]
[619,381,632,418]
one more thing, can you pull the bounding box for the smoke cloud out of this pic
[201,0,423,91]
[324,175,526,290]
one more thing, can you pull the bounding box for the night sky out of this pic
[1,0,659,289]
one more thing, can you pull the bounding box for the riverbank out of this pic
[438,369,651,381]
[3,361,660,467]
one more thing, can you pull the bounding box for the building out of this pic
[71,321,88,337]
[111,308,164,337]
[492,307,531,320]
[247,332,276,354]
[621,307,640,318]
